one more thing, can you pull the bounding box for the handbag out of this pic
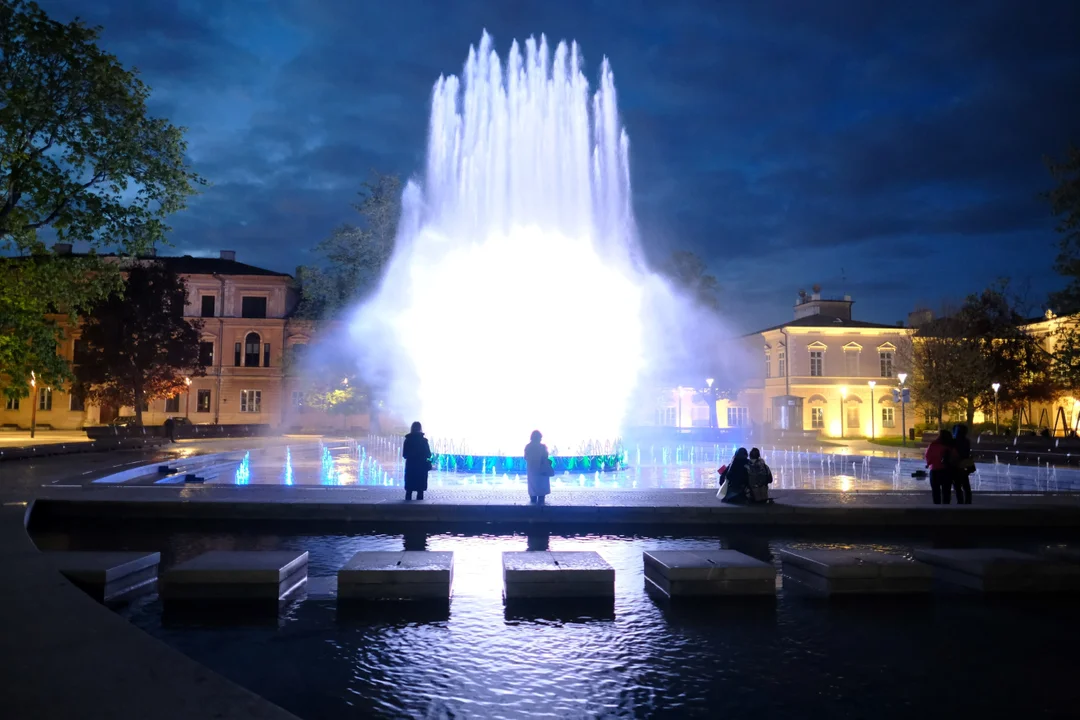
[543,459,555,477]
[717,478,729,499]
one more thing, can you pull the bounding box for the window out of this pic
[199,341,214,366]
[39,388,53,411]
[165,396,180,413]
[811,407,824,429]
[880,351,893,378]
[882,407,896,428]
[656,407,676,426]
[727,407,749,427]
[201,295,216,318]
[240,389,262,413]
[73,339,90,365]
[139,400,149,412]
[5,397,19,411]
[244,333,261,367]
[844,349,859,376]
[69,393,85,412]
[263,343,271,367]
[286,344,307,374]
[809,350,823,377]
[923,407,933,425]
[196,389,211,413]
[291,391,306,414]
[234,342,242,366]
[241,296,267,319]
[778,351,787,377]
[847,406,860,429]
[765,352,771,378]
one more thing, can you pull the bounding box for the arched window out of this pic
[244,332,261,367]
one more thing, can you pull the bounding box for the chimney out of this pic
[53,243,72,255]
[220,250,236,261]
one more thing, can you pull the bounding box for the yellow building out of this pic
[652,290,917,439]
[0,249,312,431]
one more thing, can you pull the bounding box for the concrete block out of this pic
[913,548,1080,592]
[643,550,775,597]
[338,551,453,600]
[50,551,160,603]
[161,550,308,602]
[503,551,614,599]
[779,549,932,594]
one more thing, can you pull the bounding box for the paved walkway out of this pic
[0,430,91,446]
[0,441,302,720]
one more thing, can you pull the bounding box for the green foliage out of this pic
[1051,319,1080,396]
[1047,145,1080,313]
[297,171,401,320]
[657,250,720,312]
[907,282,1051,425]
[74,263,204,425]
[0,0,203,400]
[0,250,119,399]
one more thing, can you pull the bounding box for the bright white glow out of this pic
[897,372,907,385]
[349,32,651,454]
[706,378,715,387]
[867,380,877,389]
[992,382,1000,393]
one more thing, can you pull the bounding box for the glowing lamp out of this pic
[897,372,907,385]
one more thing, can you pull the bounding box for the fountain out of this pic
[349,31,659,467]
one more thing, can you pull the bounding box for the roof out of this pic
[745,314,904,336]
[151,255,291,278]
[4,251,292,278]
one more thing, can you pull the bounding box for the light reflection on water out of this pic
[206,439,1080,492]
[104,529,1080,719]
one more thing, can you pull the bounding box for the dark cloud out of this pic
[34,0,1080,331]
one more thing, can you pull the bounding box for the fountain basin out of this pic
[431,453,625,474]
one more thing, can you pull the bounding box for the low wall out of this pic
[87,424,272,441]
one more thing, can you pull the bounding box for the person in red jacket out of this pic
[924,430,956,504]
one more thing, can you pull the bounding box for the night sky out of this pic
[38,0,1080,332]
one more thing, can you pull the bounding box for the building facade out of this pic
[653,290,917,439]
[0,250,315,431]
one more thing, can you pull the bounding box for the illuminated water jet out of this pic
[351,31,648,453]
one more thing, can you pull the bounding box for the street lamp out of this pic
[991,382,1000,435]
[868,380,877,440]
[184,377,192,420]
[897,373,908,446]
[29,371,38,440]
[839,386,848,439]
[705,377,716,429]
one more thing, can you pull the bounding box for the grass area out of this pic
[868,437,925,448]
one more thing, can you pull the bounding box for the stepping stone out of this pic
[50,551,160,603]
[779,549,932,595]
[643,550,775,597]
[338,551,454,601]
[161,550,308,602]
[913,548,1080,592]
[503,551,614,600]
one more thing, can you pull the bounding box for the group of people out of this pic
[717,447,774,504]
[924,424,975,504]
[401,423,555,504]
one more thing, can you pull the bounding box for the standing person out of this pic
[163,416,176,443]
[746,447,774,503]
[402,421,432,501]
[924,430,955,505]
[524,430,553,505]
[720,447,751,504]
[952,423,974,504]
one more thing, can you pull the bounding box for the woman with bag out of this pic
[402,421,432,501]
[525,430,553,505]
[952,423,975,504]
[718,447,750,504]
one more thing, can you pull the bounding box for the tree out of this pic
[297,171,401,319]
[74,263,204,426]
[656,250,720,312]
[906,283,1051,426]
[0,1,203,399]
[1046,144,1080,313]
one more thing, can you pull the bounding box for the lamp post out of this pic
[839,386,848,439]
[184,377,192,420]
[29,371,38,439]
[868,380,877,440]
[991,382,1000,435]
[898,373,908,446]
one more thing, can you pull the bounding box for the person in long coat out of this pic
[402,421,432,501]
[524,430,552,505]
